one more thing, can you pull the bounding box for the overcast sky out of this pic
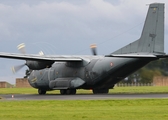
[0,0,168,84]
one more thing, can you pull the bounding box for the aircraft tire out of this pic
[60,89,76,95]
[38,89,46,95]
[66,89,76,95]
[71,89,76,95]
[66,89,72,95]
[60,89,67,95]
[92,89,109,94]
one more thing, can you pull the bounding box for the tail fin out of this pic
[112,3,165,55]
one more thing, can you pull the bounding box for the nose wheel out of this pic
[38,89,46,95]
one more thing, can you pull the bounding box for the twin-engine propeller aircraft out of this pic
[0,3,167,95]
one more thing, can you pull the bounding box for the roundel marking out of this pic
[110,62,113,67]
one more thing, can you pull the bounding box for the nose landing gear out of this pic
[38,89,46,95]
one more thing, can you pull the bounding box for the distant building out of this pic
[153,76,168,86]
[0,81,14,88]
[16,78,31,88]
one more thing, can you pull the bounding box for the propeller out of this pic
[12,43,45,74]
[39,51,44,56]
[17,43,45,56]
[11,43,27,74]
[90,44,97,55]
[11,64,26,74]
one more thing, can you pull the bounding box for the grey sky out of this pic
[0,0,168,84]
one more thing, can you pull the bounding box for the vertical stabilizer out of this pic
[113,3,164,55]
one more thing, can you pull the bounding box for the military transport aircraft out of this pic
[0,3,167,95]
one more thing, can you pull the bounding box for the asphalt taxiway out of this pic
[1,94,168,100]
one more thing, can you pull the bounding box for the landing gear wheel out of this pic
[66,89,72,95]
[60,89,67,95]
[38,89,46,95]
[71,89,76,95]
[92,89,109,94]
[60,89,76,95]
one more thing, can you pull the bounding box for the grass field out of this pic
[0,86,168,94]
[1,87,168,120]
[0,99,168,120]
[0,86,168,120]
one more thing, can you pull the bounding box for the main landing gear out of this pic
[37,89,76,95]
[92,89,109,94]
[37,88,109,95]
[60,89,76,95]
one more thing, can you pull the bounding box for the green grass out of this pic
[0,86,168,94]
[0,99,168,120]
[1,87,168,120]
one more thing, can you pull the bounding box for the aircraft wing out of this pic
[106,54,168,58]
[0,52,83,62]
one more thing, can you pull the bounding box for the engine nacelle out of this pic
[26,60,54,70]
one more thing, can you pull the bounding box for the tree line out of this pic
[122,58,168,84]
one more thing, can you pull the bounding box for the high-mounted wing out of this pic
[0,52,83,62]
[105,54,157,58]
[105,54,168,58]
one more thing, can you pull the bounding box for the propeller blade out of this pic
[39,51,44,56]
[17,43,26,54]
[11,64,25,74]
[90,44,97,55]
